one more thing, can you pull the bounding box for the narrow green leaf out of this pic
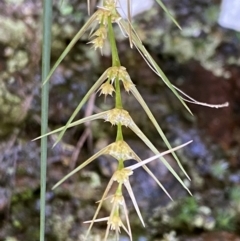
[119,20,192,115]
[52,69,109,147]
[143,49,193,114]
[125,146,173,200]
[129,122,192,195]
[124,181,145,227]
[134,147,173,200]
[85,177,115,238]
[129,141,192,170]
[155,0,181,29]
[42,11,98,86]
[40,1,52,241]
[122,198,132,240]
[33,111,108,141]
[130,85,191,180]
[52,145,109,189]
[134,40,192,114]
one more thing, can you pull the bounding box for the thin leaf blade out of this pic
[155,0,181,29]
[42,11,98,86]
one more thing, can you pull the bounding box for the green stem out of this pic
[115,77,122,109]
[108,16,125,170]
[116,123,123,141]
[107,16,122,108]
[118,159,124,170]
[40,0,52,241]
[108,17,120,67]
[116,183,123,194]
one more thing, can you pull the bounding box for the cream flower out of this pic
[105,140,136,160]
[103,108,133,127]
[98,82,115,97]
[96,3,121,25]
[106,66,135,92]
[88,25,108,51]
[84,193,132,241]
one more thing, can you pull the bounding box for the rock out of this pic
[181,231,240,241]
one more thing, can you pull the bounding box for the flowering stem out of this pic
[108,16,124,148]
[115,77,122,109]
[116,123,123,141]
[108,17,120,67]
[107,17,122,107]
[118,159,124,169]
[116,183,122,194]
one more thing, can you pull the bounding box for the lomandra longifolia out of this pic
[36,0,228,240]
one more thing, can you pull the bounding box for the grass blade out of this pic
[119,20,192,115]
[155,0,181,29]
[129,122,192,195]
[33,111,108,141]
[42,11,98,86]
[124,181,145,227]
[85,177,115,238]
[130,85,191,180]
[40,1,52,241]
[52,70,109,147]
[134,154,173,200]
[129,141,192,170]
[52,145,109,189]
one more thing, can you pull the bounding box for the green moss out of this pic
[174,197,199,226]
[229,186,240,212]
[51,215,74,241]
[59,1,73,16]
[0,16,27,47]
[0,82,26,136]
[11,189,33,203]
[12,219,22,229]
[215,208,236,231]
[7,50,29,73]
[150,196,217,234]
[204,5,219,25]
[230,186,240,202]
[210,161,229,180]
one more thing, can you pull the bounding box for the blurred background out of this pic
[0,0,240,240]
